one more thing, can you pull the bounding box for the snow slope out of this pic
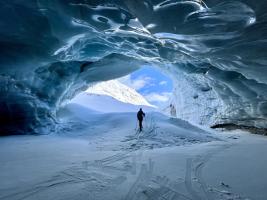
[58,103,215,149]
[1,105,267,200]
[70,79,156,113]
[70,93,156,113]
[86,80,154,107]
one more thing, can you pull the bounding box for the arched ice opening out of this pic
[0,0,267,135]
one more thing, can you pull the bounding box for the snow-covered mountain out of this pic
[85,80,155,107]
[70,80,156,113]
[70,93,156,113]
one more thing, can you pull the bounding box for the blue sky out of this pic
[119,66,173,107]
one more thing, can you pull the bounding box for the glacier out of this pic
[83,79,154,107]
[0,0,267,135]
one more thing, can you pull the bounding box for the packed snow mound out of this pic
[70,93,156,113]
[58,103,216,150]
[1,0,267,134]
[85,80,154,107]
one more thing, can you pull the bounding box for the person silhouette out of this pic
[137,108,145,131]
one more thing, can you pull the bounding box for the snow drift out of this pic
[0,0,267,134]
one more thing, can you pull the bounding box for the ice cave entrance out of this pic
[70,66,174,115]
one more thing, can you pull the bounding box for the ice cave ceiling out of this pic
[0,0,267,135]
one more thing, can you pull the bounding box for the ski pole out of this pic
[144,114,149,131]
[135,119,138,130]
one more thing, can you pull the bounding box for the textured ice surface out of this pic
[0,0,267,134]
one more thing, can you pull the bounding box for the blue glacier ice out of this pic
[0,0,267,134]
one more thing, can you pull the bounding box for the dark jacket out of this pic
[137,110,145,121]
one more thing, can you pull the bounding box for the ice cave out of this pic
[1,1,267,200]
[1,0,267,135]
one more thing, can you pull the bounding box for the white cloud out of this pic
[118,75,153,91]
[159,81,167,85]
[144,92,171,103]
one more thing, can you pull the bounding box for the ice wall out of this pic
[0,0,267,134]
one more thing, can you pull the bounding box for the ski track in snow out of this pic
[184,142,251,200]
[0,139,252,200]
[0,108,256,200]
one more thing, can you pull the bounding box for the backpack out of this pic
[137,111,144,120]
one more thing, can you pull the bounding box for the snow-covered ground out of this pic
[1,103,267,200]
[57,103,216,149]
